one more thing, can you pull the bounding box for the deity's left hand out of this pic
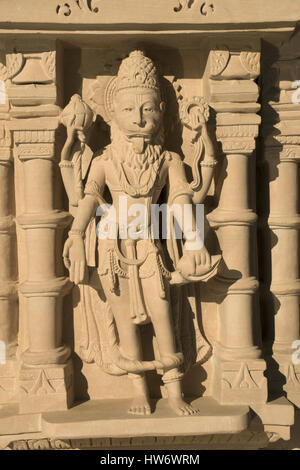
[176,246,211,279]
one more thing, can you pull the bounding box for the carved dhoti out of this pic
[98,237,171,325]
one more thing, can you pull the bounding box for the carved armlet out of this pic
[59,161,74,169]
[200,157,217,168]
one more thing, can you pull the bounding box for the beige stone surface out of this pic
[0,0,299,450]
[0,0,298,27]
[41,397,249,439]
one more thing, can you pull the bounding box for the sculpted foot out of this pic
[168,397,200,416]
[128,396,151,416]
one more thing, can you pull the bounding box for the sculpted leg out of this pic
[163,373,200,416]
[143,279,200,416]
[127,372,151,415]
[101,276,151,415]
[113,312,151,415]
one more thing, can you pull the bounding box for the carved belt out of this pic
[113,239,170,325]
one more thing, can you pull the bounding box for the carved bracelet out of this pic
[69,229,85,238]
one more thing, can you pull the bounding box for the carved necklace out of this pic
[109,145,166,197]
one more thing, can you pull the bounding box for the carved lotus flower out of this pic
[60,94,94,131]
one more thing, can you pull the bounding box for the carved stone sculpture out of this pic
[60,50,219,416]
[0,0,300,451]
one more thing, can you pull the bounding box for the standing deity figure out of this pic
[60,51,220,416]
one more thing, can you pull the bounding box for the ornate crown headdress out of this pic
[115,50,159,92]
[94,51,161,122]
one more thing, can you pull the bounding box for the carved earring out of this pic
[160,102,166,113]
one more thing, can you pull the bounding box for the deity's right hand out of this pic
[63,233,86,285]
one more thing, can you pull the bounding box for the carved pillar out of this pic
[260,37,300,406]
[6,42,73,413]
[0,112,18,403]
[206,43,267,404]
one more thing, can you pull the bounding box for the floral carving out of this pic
[279,147,300,161]
[277,135,300,145]
[240,51,260,77]
[174,0,195,11]
[6,53,25,79]
[174,0,215,15]
[200,2,215,15]
[210,47,230,77]
[216,125,258,139]
[56,0,100,16]
[0,53,24,81]
[41,51,56,83]
[0,63,8,82]
[6,432,280,450]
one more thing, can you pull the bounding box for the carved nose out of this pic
[133,110,145,127]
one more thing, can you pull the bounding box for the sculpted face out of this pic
[112,87,165,141]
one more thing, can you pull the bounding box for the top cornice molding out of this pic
[0,0,299,30]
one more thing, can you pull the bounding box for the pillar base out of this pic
[283,363,300,408]
[19,360,73,413]
[22,344,71,366]
[251,396,294,440]
[0,359,17,404]
[212,358,268,405]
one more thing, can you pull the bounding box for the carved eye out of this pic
[123,107,133,112]
[144,107,153,112]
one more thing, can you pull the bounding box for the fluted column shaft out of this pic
[13,126,71,361]
[213,152,259,355]
[269,158,300,357]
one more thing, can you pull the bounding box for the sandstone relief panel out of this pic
[0,0,299,450]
